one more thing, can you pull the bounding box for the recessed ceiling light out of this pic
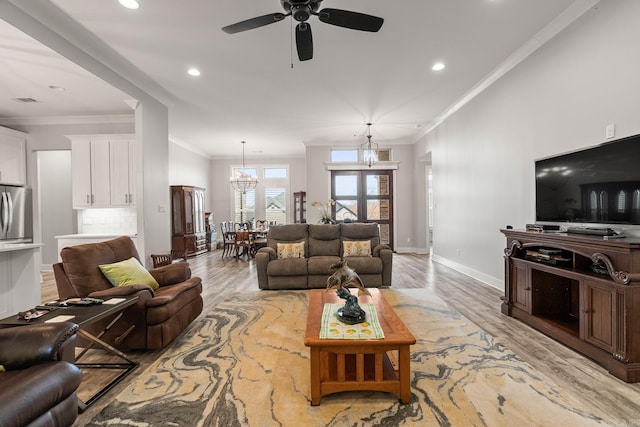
[432,62,445,71]
[48,85,66,92]
[119,0,139,10]
[187,68,201,77]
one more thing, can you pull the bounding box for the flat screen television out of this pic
[535,133,640,226]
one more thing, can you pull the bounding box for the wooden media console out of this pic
[501,229,640,382]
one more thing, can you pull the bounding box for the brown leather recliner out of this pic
[0,322,82,427]
[53,236,203,351]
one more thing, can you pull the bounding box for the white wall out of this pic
[415,0,640,289]
[169,142,212,212]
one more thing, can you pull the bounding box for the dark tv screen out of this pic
[535,133,640,225]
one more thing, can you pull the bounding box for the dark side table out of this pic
[0,296,140,412]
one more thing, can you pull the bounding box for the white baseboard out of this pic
[431,254,503,291]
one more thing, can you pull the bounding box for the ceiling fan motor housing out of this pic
[281,0,321,21]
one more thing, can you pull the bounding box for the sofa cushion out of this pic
[99,257,160,291]
[267,258,308,276]
[342,240,372,257]
[344,256,383,275]
[340,223,381,250]
[277,241,305,259]
[308,255,341,275]
[308,224,340,257]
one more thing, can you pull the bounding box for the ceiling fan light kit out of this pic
[221,0,383,61]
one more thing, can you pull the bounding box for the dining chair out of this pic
[234,230,254,260]
[220,221,236,258]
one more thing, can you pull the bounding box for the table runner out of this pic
[319,303,385,339]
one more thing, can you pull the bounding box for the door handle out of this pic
[6,192,13,231]
[1,192,8,233]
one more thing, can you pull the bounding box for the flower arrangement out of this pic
[311,199,336,224]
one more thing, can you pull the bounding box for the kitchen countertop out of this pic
[55,234,137,239]
[0,242,43,253]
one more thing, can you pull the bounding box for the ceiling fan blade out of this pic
[317,8,383,32]
[222,13,287,34]
[296,22,313,61]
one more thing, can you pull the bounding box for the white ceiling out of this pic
[0,0,592,159]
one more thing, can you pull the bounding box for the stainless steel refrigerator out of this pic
[0,185,32,242]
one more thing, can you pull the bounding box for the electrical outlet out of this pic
[456,249,460,256]
[158,204,167,213]
[606,124,615,139]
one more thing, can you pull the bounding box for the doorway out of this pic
[331,170,394,250]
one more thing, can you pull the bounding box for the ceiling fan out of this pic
[221,0,384,61]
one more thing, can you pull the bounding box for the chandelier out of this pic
[361,122,379,168]
[230,141,258,193]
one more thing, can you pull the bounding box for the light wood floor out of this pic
[39,250,639,425]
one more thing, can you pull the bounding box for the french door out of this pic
[331,170,393,249]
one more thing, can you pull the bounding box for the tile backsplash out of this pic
[78,208,137,235]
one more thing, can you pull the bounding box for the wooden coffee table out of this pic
[304,288,416,405]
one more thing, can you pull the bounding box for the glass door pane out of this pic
[185,192,193,233]
[336,199,358,222]
[335,175,358,196]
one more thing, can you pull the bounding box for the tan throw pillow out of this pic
[277,242,305,259]
[343,240,372,257]
[99,257,160,291]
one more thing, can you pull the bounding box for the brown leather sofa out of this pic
[53,236,203,351]
[0,322,82,427]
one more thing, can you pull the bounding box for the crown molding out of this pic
[0,114,134,126]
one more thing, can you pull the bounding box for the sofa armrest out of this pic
[373,244,393,286]
[0,322,79,370]
[88,284,154,299]
[255,247,276,289]
[149,262,192,286]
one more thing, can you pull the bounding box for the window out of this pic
[231,165,290,225]
[264,168,287,179]
[331,148,391,163]
[331,149,358,162]
[231,167,257,181]
[234,190,255,224]
[617,190,627,213]
[265,187,286,224]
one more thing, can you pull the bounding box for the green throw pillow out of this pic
[99,257,159,291]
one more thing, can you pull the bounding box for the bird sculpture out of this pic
[326,259,371,296]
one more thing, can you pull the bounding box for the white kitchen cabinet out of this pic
[71,139,110,208]
[68,134,135,208]
[0,126,27,185]
[110,139,135,206]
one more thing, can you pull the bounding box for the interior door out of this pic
[331,170,393,249]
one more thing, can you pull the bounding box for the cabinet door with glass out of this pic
[293,191,306,223]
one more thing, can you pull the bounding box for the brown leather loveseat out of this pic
[53,236,203,351]
[0,322,82,427]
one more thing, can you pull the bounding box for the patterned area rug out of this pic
[88,289,605,426]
